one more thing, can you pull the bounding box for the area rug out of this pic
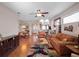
[27,44,58,57]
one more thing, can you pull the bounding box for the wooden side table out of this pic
[66,45,79,55]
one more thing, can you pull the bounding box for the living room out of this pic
[0,2,79,57]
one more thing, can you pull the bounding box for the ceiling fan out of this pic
[30,9,48,17]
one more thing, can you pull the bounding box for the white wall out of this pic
[61,3,79,37]
[0,4,19,37]
[50,3,79,37]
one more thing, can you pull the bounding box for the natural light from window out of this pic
[63,12,79,24]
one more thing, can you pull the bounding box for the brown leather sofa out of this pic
[48,33,76,56]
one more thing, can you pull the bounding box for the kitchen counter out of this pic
[0,35,16,42]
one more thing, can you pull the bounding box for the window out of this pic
[55,20,60,25]
[42,26,46,30]
[40,19,49,30]
[63,12,79,24]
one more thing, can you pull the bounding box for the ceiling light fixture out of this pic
[36,13,42,16]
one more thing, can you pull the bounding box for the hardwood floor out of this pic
[7,36,34,57]
[5,35,58,57]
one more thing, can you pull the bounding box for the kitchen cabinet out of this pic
[0,35,19,56]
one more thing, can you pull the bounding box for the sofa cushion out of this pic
[62,34,75,42]
[55,33,75,42]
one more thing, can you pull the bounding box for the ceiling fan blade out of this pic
[35,15,37,17]
[42,12,48,14]
[42,15,45,17]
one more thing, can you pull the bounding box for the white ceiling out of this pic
[1,2,76,21]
